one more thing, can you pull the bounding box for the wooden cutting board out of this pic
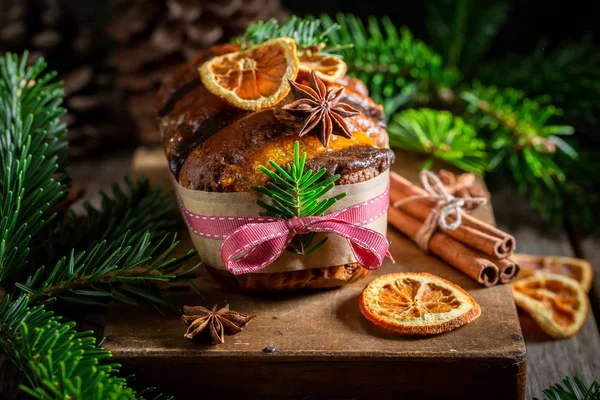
[104,148,526,399]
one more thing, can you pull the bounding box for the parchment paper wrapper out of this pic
[173,169,390,273]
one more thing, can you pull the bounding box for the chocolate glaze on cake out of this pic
[159,45,394,189]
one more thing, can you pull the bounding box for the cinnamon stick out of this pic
[390,171,515,259]
[388,207,500,287]
[497,258,520,284]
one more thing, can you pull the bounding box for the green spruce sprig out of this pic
[0,53,197,398]
[0,295,144,399]
[0,52,68,285]
[234,16,346,54]
[15,232,198,308]
[462,83,577,165]
[321,14,460,114]
[540,376,600,400]
[250,141,346,256]
[50,178,180,259]
[388,109,487,173]
[11,177,199,309]
[461,84,576,188]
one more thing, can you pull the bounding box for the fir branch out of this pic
[479,38,600,140]
[479,40,600,225]
[233,16,344,53]
[321,14,460,115]
[426,0,509,74]
[15,232,198,308]
[540,376,600,400]
[0,53,68,285]
[461,83,577,218]
[0,295,145,399]
[251,141,346,255]
[42,177,180,268]
[0,52,197,397]
[461,82,576,174]
[388,108,487,173]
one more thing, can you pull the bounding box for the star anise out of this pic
[283,70,360,147]
[181,304,256,344]
[438,169,490,210]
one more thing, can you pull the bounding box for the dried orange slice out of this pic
[512,273,588,339]
[199,37,299,110]
[513,254,593,293]
[298,54,347,82]
[359,272,481,335]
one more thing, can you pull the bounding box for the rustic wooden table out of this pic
[70,149,600,399]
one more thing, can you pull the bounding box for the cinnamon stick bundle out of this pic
[390,172,515,259]
[388,207,500,287]
[388,171,518,286]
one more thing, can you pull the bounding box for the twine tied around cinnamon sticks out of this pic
[393,171,488,251]
[388,170,518,287]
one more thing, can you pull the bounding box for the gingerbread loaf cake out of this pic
[158,40,394,291]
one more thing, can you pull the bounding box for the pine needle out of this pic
[321,14,460,112]
[388,108,487,173]
[250,141,346,255]
[0,295,142,399]
[234,16,345,53]
[461,83,577,218]
[0,52,198,398]
[0,53,68,286]
[540,376,600,400]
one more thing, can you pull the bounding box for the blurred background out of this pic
[1,0,596,154]
[1,0,599,230]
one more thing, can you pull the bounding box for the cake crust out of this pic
[206,263,372,291]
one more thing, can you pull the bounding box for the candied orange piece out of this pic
[298,53,347,82]
[512,273,588,339]
[199,37,299,110]
[359,272,481,335]
[513,254,593,293]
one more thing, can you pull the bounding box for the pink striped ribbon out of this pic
[173,177,393,275]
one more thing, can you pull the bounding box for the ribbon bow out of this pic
[393,170,488,250]
[171,172,392,275]
[220,214,391,275]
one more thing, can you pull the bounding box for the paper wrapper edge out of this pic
[173,170,390,273]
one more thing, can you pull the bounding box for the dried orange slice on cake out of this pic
[199,37,299,110]
[512,273,588,339]
[360,272,481,335]
[513,254,593,293]
[298,54,347,82]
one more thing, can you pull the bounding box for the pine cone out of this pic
[0,0,131,158]
[108,0,288,145]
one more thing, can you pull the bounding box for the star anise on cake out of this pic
[283,70,359,147]
[181,304,256,344]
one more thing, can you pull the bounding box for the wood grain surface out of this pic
[102,149,526,399]
[580,238,600,322]
[70,149,600,399]
[493,187,600,399]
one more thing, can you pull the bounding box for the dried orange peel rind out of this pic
[512,273,588,339]
[298,53,347,82]
[513,254,593,293]
[359,272,481,335]
[199,37,299,110]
